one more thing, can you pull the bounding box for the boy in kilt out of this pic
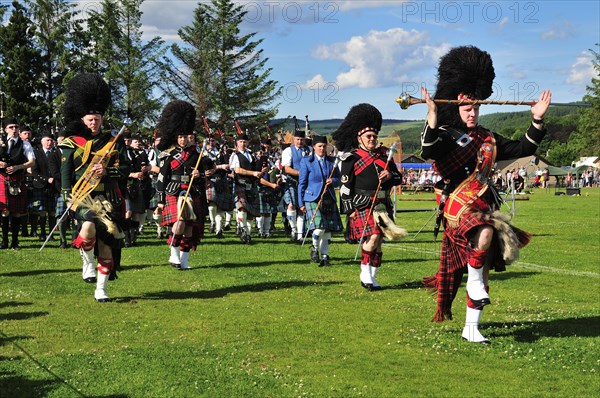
[419,46,551,343]
[332,104,405,291]
[298,135,342,267]
[203,136,234,238]
[229,133,265,244]
[0,118,36,249]
[59,73,130,302]
[155,101,205,270]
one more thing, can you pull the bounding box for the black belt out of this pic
[171,175,191,183]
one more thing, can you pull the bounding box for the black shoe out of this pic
[361,282,373,290]
[289,236,297,243]
[96,297,111,303]
[216,230,223,239]
[319,256,330,267]
[0,242,8,250]
[10,242,19,250]
[83,277,97,283]
[223,224,231,231]
[59,241,68,249]
[310,247,320,263]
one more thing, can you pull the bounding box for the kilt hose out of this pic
[304,197,343,233]
[0,174,27,214]
[233,184,259,217]
[424,209,529,322]
[206,178,234,212]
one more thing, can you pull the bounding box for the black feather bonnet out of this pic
[156,100,196,150]
[434,46,495,128]
[331,103,382,152]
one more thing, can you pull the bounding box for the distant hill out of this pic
[273,105,581,156]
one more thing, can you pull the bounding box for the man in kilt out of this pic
[281,128,311,243]
[124,135,151,247]
[298,135,342,267]
[256,145,283,238]
[203,135,234,238]
[59,73,130,302]
[0,118,36,249]
[332,104,405,290]
[29,132,59,242]
[229,133,265,244]
[155,100,205,270]
[419,46,551,343]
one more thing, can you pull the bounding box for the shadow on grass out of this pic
[384,280,426,290]
[195,258,306,269]
[334,257,431,266]
[0,268,78,277]
[0,373,59,398]
[486,315,600,342]
[491,271,541,281]
[0,311,49,321]
[0,301,32,309]
[117,280,342,302]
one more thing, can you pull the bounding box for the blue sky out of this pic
[112,1,598,120]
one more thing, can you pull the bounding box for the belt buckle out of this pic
[456,134,472,147]
[181,175,190,183]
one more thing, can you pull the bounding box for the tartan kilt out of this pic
[348,202,382,240]
[304,197,343,232]
[28,188,57,213]
[206,178,234,212]
[71,187,126,247]
[283,178,299,206]
[161,192,204,227]
[125,181,146,214]
[0,174,27,214]
[234,184,259,217]
[258,186,280,214]
[55,194,67,215]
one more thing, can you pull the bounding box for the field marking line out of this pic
[384,244,600,278]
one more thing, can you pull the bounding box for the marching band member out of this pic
[332,104,406,290]
[59,73,129,301]
[420,46,551,343]
[155,101,205,270]
[298,135,342,266]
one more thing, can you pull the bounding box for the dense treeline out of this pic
[0,0,278,135]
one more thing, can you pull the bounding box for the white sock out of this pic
[256,216,263,234]
[312,228,323,249]
[263,215,271,235]
[215,211,223,232]
[320,231,331,257]
[225,212,232,224]
[296,214,304,240]
[208,205,217,226]
[286,209,297,235]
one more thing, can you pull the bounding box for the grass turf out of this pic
[1,187,599,397]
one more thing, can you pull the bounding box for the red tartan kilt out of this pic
[0,175,27,214]
[349,207,381,240]
[161,193,203,227]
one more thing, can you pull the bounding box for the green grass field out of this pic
[1,188,599,397]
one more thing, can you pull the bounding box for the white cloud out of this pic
[311,28,449,89]
[540,22,576,40]
[566,52,595,85]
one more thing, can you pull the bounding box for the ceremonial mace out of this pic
[353,142,398,261]
[395,92,591,109]
[40,119,132,251]
[300,155,341,246]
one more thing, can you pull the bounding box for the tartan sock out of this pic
[468,248,487,269]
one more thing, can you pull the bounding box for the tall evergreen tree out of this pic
[25,0,79,129]
[0,1,43,125]
[169,0,280,133]
[117,0,166,127]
